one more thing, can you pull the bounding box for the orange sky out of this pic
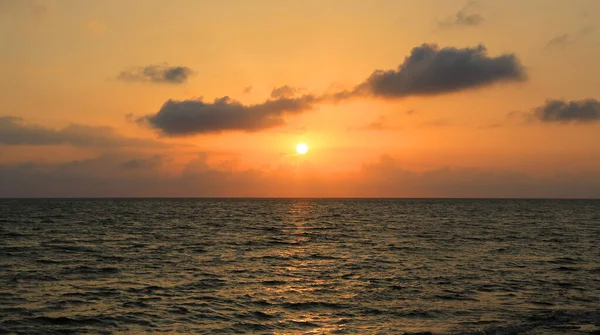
[1,0,600,197]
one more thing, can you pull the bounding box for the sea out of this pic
[1,199,599,334]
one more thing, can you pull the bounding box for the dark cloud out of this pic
[139,43,525,135]
[355,44,526,98]
[533,99,600,123]
[0,155,167,198]
[141,95,319,136]
[118,64,194,84]
[243,86,253,94]
[2,154,600,198]
[0,116,160,147]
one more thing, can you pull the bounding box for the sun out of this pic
[296,143,308,155]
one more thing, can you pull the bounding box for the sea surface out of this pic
[1,199,599,334]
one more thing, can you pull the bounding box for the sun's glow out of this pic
[296,143,309,155]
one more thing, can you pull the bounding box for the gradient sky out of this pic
[1,0,600,197]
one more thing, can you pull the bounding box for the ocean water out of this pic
[1,199,599,335]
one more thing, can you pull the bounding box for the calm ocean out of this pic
[1,199,599,334]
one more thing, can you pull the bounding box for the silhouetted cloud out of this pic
[118,63,194,84]
[0,116,160,147]
[355,44,526,98]
[533,99,600,123]
[139,43,525,135]
[141,95,319,136]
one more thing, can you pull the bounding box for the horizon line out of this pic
[1,197,599,200]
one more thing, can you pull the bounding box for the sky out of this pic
[1,0,600,198]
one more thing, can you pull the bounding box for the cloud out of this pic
[546,34,570,49]
[358,115,400,131]
[545,26,594,49]
[506,110,534,123]
[355,44,526,98]
[117,63,194,84]
[532,99,600,123]
[358,155,600,198]
[141,95,320,136]
[439,11,484,28]
[0,116,160,147]
[421,118,451,127]
[270,85,300,99]
[477,123,502,129]
[139,43,525,135]
[2,154,600,198]
[439,1,484,28]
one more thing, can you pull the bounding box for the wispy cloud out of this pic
[545,26,594,49]
[118,63,195,84]
[270,85,302,99]
[0,116,162,147]
[438,1,484,29]
[358,115,401,131]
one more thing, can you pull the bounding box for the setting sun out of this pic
[296,143,309,155]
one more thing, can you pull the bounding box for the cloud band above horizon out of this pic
[141,43,527,136]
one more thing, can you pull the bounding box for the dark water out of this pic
[1,199,599,334]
